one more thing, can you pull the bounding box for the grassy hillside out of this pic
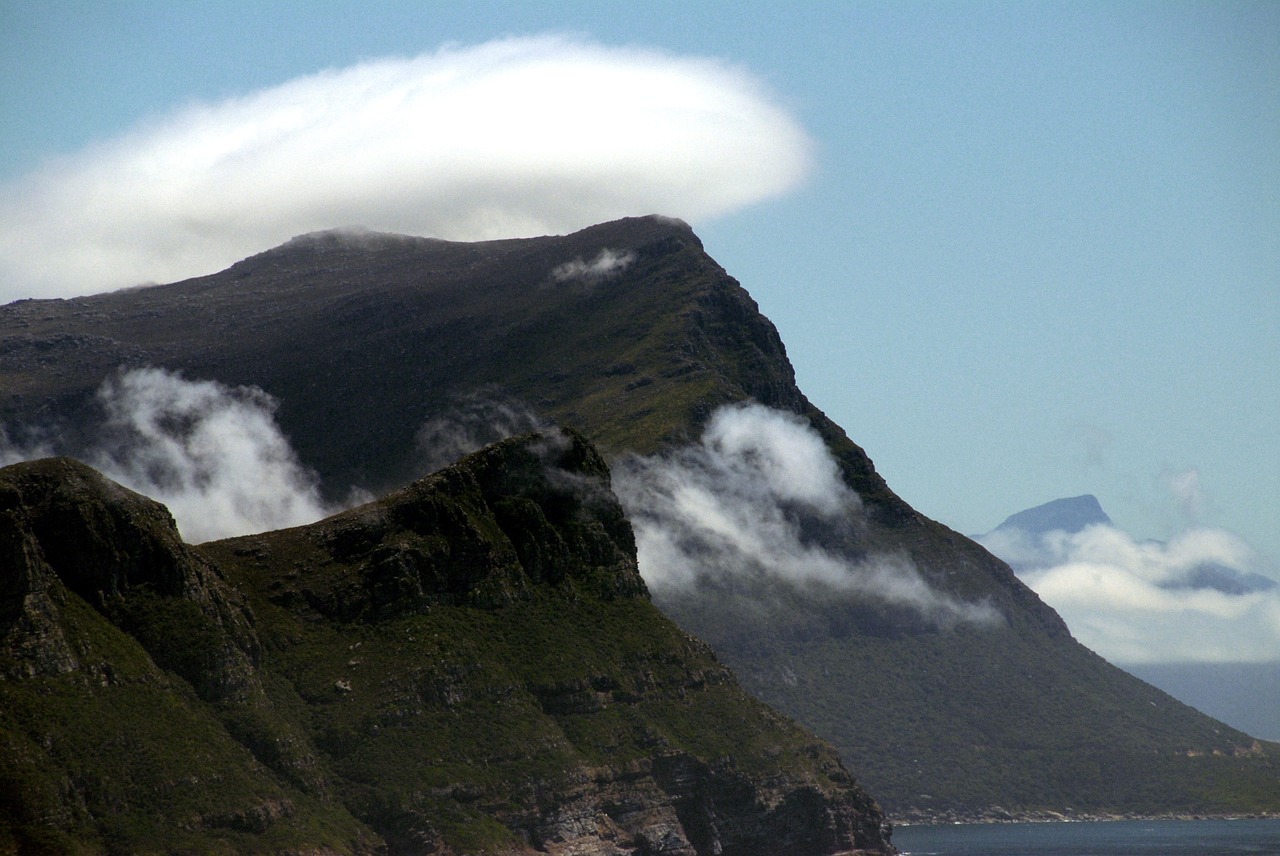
[0,436,891,854]
[660,578,1280,815]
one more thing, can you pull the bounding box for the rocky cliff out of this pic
[0,432,892,854]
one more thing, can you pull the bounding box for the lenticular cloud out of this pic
[0,36,812,301]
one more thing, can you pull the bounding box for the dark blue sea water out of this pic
[892,819,1280,856]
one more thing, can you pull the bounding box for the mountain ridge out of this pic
[3,215,1278,822]
[1,433,893,854]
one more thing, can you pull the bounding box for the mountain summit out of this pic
[987,494,1112,537]
[3,216,1279,824]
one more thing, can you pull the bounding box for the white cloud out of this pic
[0,35,811,301]
[92,367,348,543]
[1167,466,1206,523]
[613,403,1002,626]
[551,248,636,283]
[414,394,552,475]
[0,428,52,468]
[979,522,1280,664]
[1,367,347,543]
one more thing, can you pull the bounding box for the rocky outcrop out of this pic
[0,457,259,695]
[0,433,893,854]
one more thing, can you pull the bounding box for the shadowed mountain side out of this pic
[0,457,378,854]
[659,580,1279,817]
[0,434,893,855]
[2,215,1278,819]
[1,217,844,500]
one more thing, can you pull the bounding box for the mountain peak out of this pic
[991,494,1112,536]
[262,428,648,619]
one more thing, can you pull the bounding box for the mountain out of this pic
[981,493,1276,593]
[3,215,1279,820]
[987,495,1112,537]
[0,435,891,854]
[980,494,1280,747]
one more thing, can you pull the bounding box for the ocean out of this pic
[891,819,1280,855]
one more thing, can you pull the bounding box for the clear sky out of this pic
[2,2,1277,658]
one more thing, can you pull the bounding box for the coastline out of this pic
[891,808,1280,826]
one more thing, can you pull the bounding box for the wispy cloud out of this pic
[979,519,1280,664]
[1167,466,1206,524]
[613,403,1002,626]
[0,35,811,301]
[1,367,350,542]
[551,248,636,283]
[414,394,552,475]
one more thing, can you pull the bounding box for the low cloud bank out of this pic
[0,35,811,301]
[979,522,1280,664]
[613,403,1001,626]
[1,367,346,543]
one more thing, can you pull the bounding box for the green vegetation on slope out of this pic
[1,435,891,854]
[0,581,374,855]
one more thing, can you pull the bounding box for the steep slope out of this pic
[0,435,892,855]
[2,216,1278,818]
[0,457,377,854]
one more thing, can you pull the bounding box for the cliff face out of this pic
[0,433,892,855]
[0,457,374,854]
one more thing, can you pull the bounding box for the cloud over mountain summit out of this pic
[0,36,811,302]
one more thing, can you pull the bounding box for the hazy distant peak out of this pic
[991,494,1111,536]
[1165,562,1279,596]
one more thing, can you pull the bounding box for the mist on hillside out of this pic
[612,402,1003,627]
[0,367,352,542]
[3,382,1003,626]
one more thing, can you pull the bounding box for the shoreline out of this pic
[891,809,1280,826]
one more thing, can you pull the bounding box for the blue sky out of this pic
[2,2,1277,666]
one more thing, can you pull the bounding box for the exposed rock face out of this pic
[287,431,647,620]
[1,457,259,695]
[0,433,893,855]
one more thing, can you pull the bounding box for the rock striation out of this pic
[0,432,893,854]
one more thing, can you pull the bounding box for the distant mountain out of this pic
[984,494,1276,593]
[0,437,891,854]
[1175,563,1277,596]
[981,494,1280,745]
[988,494,1112,537]
[3,216,1279,822]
